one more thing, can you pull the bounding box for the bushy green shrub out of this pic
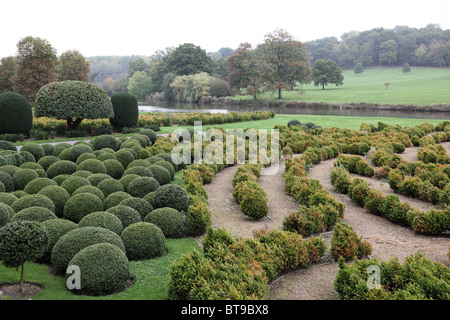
[39,218,77,262]
[0,92,33,134]
[97,178,124,198]
[106,205,142,229]
[347,178,370,207]
[201,227,235,255]
[330,167,351,194]
[78,211,123,235]
[109,92,139,129]
[120,222,166,260]
[0,171,15,192]
[20,143,45,161]
[23,177,57,194]
[140,129,158,144]
[287,119,301,127]
[0,140,17,151]
[75,152,96,165]
[11,206,58,223]
[144,207,185,238]
[63,193,104,223]
[72,185,105,202]
[67,242,131,296]
[0,193,18,207]
[185,202,211,236]
[240,191,268,219]
[103,191,132,210]
[363,189,386,216]
[59,144,93,162]
[127,176,160,198]
[37,155,60,171]
[60,176,91,195]
[151,184,189,212]
[120,197,153,220]
[51,226,125,273]
[153,161,175,179]
[330,223,372,261]
[12,169,39,190]
[0,203,11,227]
[114,149,136,168]
[102,159,125,179]
[127,159,151,168]
[86,173,113,187]
[46,160,78,179]
[11,194,55,213]
[91,135,118,151]
[118,174,140,191]
[123,165,153,178]
[76,158,107,174]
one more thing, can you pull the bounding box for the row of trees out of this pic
[306,24,450,69]
[0,37,91,102]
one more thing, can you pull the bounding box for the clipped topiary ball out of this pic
[11,206,57,223]
[123,166,153,178]
[120,222,165,260]
[76,158,107,175]
[153,161,175,179]
[96,152,117,162]
[0,203,11,227]
[37,155,60,171]
[20,143,45,161]
[102,159,124,179]
[12,168,40,190]
[0,192,18,206]
[127,176,160,198]
[40,218,77,262]
[140,129,158,144]
[91,135,118,151]
[120,197,153,220]
[114,149,136,168]
[0,171,14,192]
[103,191,132,210]
[63,193,104,223]
[151,184,189,213]
[37,185,71,218]
[119,174,140,190]
[0,140,17,151]
[59,144,94,162]
[23,177,58,194]
[52,174,71,186]
[0,92,33,134]
[106,205,141,229]
[41,144,56,156]
[11,194,55,213]
[60,176,91,195]
[51,226,126,273]
[147,165,171,186]
[97,178,124,198]
[46,160,77,179]
[86,173,114,187]
[71,170,93,179]
[67,242,130,296]
[78,211,123,235]
[75,152,96,165]
[109,92,139,129]
[72,185,105,202]
[127,159,151,169]
[144,207,185,238]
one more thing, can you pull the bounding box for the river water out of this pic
[139,101,450,120]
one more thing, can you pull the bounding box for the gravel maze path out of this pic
[205,144,450,300]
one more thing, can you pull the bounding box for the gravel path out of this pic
[205,144,450,300]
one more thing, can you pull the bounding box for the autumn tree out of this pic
[227,43,266,99]
[12,36,58,102]
[57,50,91,82]
[258,28,311,99]
[312,59,344,90]
[0,57,18,93]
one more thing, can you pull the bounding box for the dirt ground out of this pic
[204,143,450,300]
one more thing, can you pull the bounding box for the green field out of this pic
[235,67,450,106]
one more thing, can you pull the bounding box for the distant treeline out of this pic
[305,24,450,69]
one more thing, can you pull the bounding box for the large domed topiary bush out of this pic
[60,176,91,195]
[11,194,55,213]
[109,92,139,129]
[72,185,105,202]
[103,191,132,210]
[123,166,153,178]
[11,206,58,223]
[67,243,131,296]
[127,176,160,198]
[78,211,123,235]
[51,226,126,273]
[37,155,60,171]
[23,177,58,194]
[0,92,33,135]
[37,185,70,217]
[46,160,77,179]
[151,184,189,213]
[120,222,166,261]
[144,207,185,238]
[0,203,11,227]
[114,149,136,169]
[147,165,171,185]
[102,159,124,179]
[91,135,119,151]
[76,158,107,174]
[40,218,77,262]
[86,173,114,187]
[12,168,39,190]
[120,197,153,220]
[63,193,104,223]
[97,178,124,198]
[106,205,141,229]
[59,144,94,163]
[20,143,45,161]
[0,171,15,192]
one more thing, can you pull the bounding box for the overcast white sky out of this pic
[1,0,449,58]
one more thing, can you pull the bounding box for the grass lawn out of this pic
[234,67,450,105]
[0,238,200,300]
[159,114,447,133]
